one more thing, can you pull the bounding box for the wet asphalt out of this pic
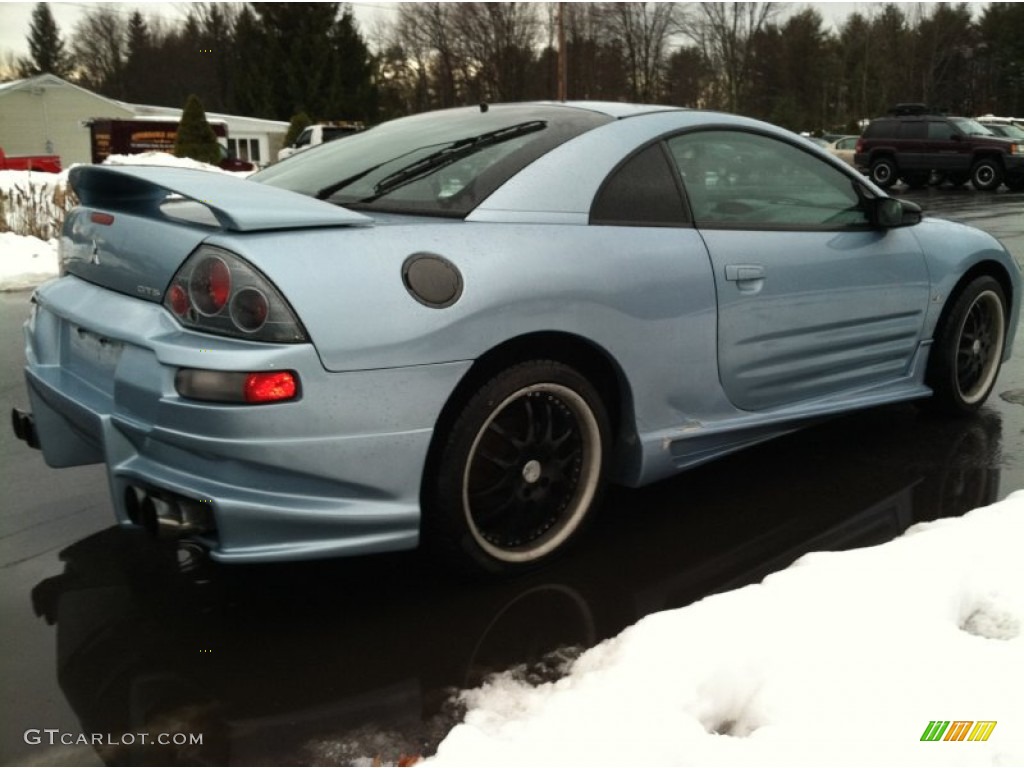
[2,186,1023,766]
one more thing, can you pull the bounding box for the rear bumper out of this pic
[20,276,472,563]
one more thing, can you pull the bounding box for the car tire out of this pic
[426,360,610,577]
[970,158,1004,191]
[925,276,1007,415]
[869,158,898,188]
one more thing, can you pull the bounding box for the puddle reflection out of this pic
[32,406,1002,765]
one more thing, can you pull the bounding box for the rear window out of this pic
[253,105,612,217]
[863,120,897,138]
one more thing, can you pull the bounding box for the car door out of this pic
[924,119,969,174]
[666,130,931,412]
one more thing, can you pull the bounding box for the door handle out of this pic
[724,264,765,282]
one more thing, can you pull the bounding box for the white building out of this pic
[0,74,288,168]
[130,102,289,167]
[0,74,134,164]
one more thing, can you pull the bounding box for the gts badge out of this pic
[137,285,162,299]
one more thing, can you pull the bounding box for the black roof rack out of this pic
[887,103,929,116]
[885,103,952,117]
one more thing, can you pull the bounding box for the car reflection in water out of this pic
[32,405,1002,766]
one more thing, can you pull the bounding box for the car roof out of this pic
[470,108,833,224]
[518,101,685,119]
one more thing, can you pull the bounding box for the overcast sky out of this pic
[0,2,960,64]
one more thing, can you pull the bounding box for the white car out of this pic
[828,135,859,168]
[277,124,362,162]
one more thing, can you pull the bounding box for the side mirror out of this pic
[874,197,922,228]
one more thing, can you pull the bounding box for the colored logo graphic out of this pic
[921,721,997,742]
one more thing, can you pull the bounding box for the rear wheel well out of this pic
[421,332,632,499]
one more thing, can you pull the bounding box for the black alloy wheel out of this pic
[428,360,610,576]
[925,276,1008,414]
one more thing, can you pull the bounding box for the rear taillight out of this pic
[244,371,298,403]
[190,255,231,315]
[164,246,307,343]
[855,138,865,153]
[175,369,300,404]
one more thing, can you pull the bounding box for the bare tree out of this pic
[687,2,778,112]
[451,3,541,101]
[70,6,128,97]
[394,3,463,107]
[601,2,682,103]
[0,49,21,82]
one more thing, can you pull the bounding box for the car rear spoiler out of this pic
[68,165,372,232]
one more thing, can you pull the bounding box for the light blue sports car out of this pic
[12,102,1021,576]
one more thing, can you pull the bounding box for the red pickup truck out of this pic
[0,147,62,173]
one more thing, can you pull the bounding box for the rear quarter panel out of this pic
[205,220,726,435]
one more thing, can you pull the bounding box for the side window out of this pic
[928,121,955,140]
[590,143,688,227]
[666,130,869,229]
[899,121,926,139]
[294,128,312,148]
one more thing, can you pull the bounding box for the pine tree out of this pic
[174,94,221,166]
[123,11,151,102]
[284,112,313,147]
[19,2,73,77]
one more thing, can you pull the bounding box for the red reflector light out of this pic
[244,371,298,403]
[168,284,189,316]
[90,212,115,225]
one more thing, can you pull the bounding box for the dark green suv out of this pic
[854,110,1024,191]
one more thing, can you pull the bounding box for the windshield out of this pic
[949,118,994,136]
[253,105,612,217]
[982,123,1024,140]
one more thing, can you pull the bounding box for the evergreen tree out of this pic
[174,94,221,165]
[249,3,377,121]
[123,11,152,102]
[19,2,73,77]
[284,112,313,146]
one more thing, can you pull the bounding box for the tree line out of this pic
[9,2,1024,134]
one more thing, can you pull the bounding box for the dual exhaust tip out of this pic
[13,408,214,541]
[124,486,214,539]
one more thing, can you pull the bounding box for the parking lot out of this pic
[2,186,1022,766]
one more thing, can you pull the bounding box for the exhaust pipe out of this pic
[11,408,40,449]
[126,486,214,539]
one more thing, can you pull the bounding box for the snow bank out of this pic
[102,152,254,177]
[0,232,59,291]
[1,153,252,290]
[431,492,1024,766]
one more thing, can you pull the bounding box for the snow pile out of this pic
[0,232,59,291]
[431,492,1024,766]
[102,151,254,177]
[0,168,72,239]
[1,153,254,290]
